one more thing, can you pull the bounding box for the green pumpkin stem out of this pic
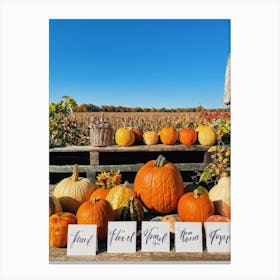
[71,164,80,181]
[155,154,168,167]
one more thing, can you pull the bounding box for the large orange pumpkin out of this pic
[159,127,178,145]
[49,212,77,248]
[76,198,114,241]
[134,154,184,214]
[177,190,214,222]
[179,128,197,145]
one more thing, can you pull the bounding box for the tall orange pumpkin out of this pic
[134,154,184,214]
[159,127,178,145]
[177,190,214,222]
[49,212,77,248]
[179,128,197,145]
[76,198,114,241]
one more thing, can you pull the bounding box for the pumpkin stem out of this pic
[155,154,168,167]
[71,164,80,182]
[193,189,200,199]
[123,181,129,188]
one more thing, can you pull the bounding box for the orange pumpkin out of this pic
[159,127,178,145]
[177,190,214,222]
[130,127,143,144]
[90,187,110,200]
[205,215,230,222]
[49,212,77,248]
[134,154,184,214]
[76,198,114,241]
[179,128,197,145]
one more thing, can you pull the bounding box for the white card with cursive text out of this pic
[204,222,231,252]
[67,224,97,256]
[175,222,203,252]
[107,221,137,253]
[141,222,170,252]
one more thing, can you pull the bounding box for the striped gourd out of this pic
[116,196,144,222]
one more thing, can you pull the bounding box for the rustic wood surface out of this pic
[49,247,230,263]
[49,163,207,173]
[49,144,212,153]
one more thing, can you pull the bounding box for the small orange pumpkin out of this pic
[76,198,114,241]
[179,128,197,145]
[129,127,143,144]
[159,127,178,145]
[90,186,110,200]
[134,154,184,214]
[49,212,77,248]
[177,189,214,222]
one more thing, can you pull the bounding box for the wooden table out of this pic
[49,247,230,263]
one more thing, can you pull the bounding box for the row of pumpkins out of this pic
[49,156,230,248]
[115,125,217,146]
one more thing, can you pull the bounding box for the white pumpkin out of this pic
[53,165,98,214]
[209,176,230,218]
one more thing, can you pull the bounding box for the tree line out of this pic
[74,104,229,113]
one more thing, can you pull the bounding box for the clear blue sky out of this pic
[49,19,230,109]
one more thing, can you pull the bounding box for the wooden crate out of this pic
[49,144,212,189]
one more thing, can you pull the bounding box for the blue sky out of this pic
[49,19,230,109]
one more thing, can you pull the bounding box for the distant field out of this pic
[74,111,230,131]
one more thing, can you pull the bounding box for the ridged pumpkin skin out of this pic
[115,128,135,147]
[195,126,217,146]
[53,165,98,214]
[134,155,184,214]
[116,196,144,221]
[179,128,197,145]
[76,198,114,241]
[105,181,136,211]
[49,194,63,216]
[177,190,214,222]
[49,212,77,248]
[159,127,178,145]
[143,131,159,145]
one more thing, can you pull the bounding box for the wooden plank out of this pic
[49,247,230,262]
[49,163,207,173]
[90,151,99,165]
[49,144,212,153]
